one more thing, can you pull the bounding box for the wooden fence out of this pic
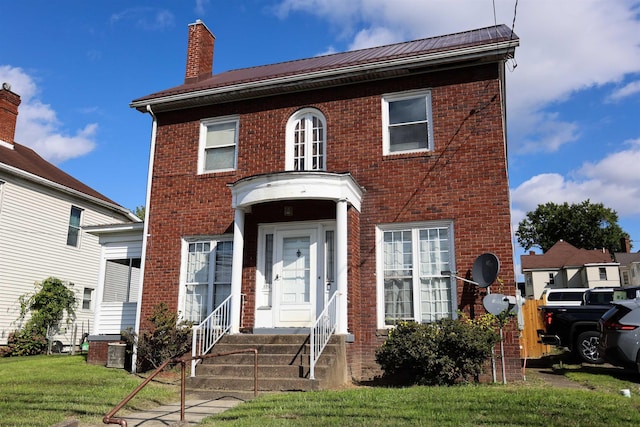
[520,299,552,359]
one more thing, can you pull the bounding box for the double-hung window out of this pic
[199,116,239,173]
[286,108,326,171]
[183,238,233,323]
[378,221,455,327]
[66,206,83,247]
[382,90,433,155]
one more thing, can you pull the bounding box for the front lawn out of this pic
[202,366,640,427]
[0,355,178,426]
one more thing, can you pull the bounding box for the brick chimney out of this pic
[185,20,215,83]
[620,236,631,253]
[0,82,20,148]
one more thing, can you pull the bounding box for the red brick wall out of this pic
[142,61,519,382]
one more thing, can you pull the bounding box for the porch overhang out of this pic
[228,172,364,212]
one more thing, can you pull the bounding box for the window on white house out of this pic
[66,206,83,247]
[378,222,454,326]
[548,273,555,286]
[82,288,94,310]
[183,238,233,323]
[382,90,433,155]
[103,258,141,303]
[199,116,239,173]
[286,108,326,171]
[623,271,630,285]
[599,267,607,280]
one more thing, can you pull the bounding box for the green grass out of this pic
[2,356,640,427]
[202,372,640,426]
[0,355,179,426]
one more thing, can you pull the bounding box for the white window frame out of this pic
[382,89,434,155]
[66,206,83,247]
[376,220,456,329]
[179,236,233,324]
[285,108,326,171]
[82,287,94,310]
[198,115,239,174]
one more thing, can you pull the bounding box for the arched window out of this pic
[286,108,326,171]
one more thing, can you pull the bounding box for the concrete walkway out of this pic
[80,398,242,427]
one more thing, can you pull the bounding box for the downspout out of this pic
[131,104,157,373]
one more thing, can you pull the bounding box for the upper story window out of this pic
[286,108,326,171]
[199,116,239,173]
[599,267,607,280]
[382,90,433,155]
[66,206,83,247]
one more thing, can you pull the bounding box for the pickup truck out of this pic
[538,287,640,364]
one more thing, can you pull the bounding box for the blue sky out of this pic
[2,0,640,278]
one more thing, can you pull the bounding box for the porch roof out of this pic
[228,171,364,212]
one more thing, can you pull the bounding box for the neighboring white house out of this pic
[521,240,620,299]
[0,84,139,348]
[84,222,143,337]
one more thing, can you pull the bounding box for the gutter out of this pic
[0,162,139,222]
[131,104,158,374]
[131,40,519,112]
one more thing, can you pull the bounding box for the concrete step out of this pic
[195,362,332,378]
[199,352,333,366]
[187,376,322,392]
[187,334,346,394]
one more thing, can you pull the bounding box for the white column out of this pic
[230,208,245,334]
[336,199,348,334]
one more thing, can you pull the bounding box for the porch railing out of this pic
[191,295,232,377]
[309,291,338,380]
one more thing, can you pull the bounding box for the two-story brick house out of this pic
[130,20,520,384]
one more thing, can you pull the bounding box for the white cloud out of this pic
[511,139,640,219]
[110,8,175,31]
[607,80,640,102]
[0,66,97,163]
[195,0,210,16]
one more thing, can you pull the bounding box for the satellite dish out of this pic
[483,293,510,315]
[471,253,500,288]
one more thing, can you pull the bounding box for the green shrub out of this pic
[375,316,501,385]
[122,303,193,372]
[7,327,48,356]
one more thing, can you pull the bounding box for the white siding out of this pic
[0,173,133,346]
[93,235,143,335]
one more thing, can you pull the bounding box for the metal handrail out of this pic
[309,291,338,380]
[103,348,259,426]
[191,295,232,376]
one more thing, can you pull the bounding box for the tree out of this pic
[516,200,629,253]
[134,205,145,220]
[15,277,77,355]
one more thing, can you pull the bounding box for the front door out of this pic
[273,229,317,327]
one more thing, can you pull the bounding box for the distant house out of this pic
[0,84,139,349]
[614,238,640,286]
[130,21,520,383]
[521,240,620,299]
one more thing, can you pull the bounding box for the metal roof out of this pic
[131,24,518,112]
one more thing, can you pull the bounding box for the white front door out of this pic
[273,229,317,327]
